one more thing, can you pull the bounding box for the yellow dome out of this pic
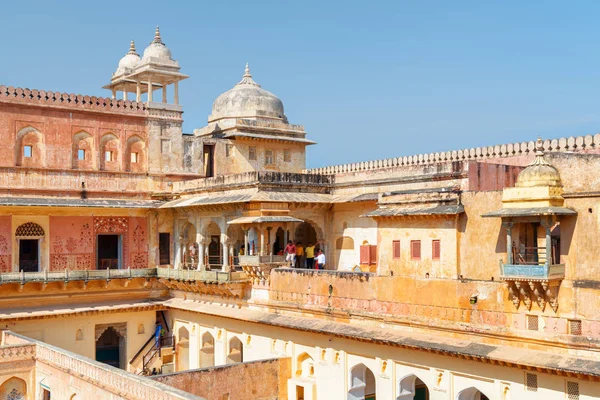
[516,138,562,188]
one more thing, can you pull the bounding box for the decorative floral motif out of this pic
[66,237,78,253]
[94,217,128,234]
[52,236,65,254]
[79,223,92,251]
[132,225,145,251]
[75,254,93,270]
[131,252,148,269]
[0,235,8,254]
[0,255,10,273]
[7,388,24,400]
[51,254,68,271]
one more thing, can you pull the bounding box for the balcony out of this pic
[501,246,565,280]
[500,246,563,313]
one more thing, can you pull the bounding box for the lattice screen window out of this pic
[525,372,538,392]
[15,222,45,237]
[567,381,579,400]
[527,315,539,331]
[569,320,582,336]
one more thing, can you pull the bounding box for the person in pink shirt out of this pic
[284,240,296,267]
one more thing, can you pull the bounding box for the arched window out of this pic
[227,336,243,364]
[200,332,215,368]
[100,133,120,171]
[397,374,430,400]
[348,363,376,400]
[15,222,44,237]
[0,377,27,400]
[457,387,490,400]
[16,127,45,168]
[176,326,190,371]
[126,135,146,173]
[296,352,315,378]
[72,131,94,169]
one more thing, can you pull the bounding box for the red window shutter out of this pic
[360,245,370,264]
[432,240,441,260]
[369,245,377,265]
[411,240,421,260]
[392,240,401,259]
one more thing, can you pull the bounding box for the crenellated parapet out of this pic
[0,85,147,116]
[306,135,600,175]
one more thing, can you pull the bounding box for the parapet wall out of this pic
[0,85,146,116]
[306,134,600,175]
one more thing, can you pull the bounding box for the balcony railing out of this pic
[0,268,157,284]
[502,246,564,280]
[156,267,247,283]
[0,267,247,285]
[238,255,286,267]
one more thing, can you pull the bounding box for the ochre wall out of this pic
[152,357,291,400]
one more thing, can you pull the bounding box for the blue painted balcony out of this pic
[501,246,565,280]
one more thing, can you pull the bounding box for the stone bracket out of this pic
[504,278,561,313]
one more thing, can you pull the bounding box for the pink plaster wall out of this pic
[49,216,94,271]
[0,217,11,272]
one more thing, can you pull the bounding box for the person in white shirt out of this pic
[316,250,326,270]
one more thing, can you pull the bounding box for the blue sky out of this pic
[2,1,600,168]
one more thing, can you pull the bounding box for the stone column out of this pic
[267,227,273,255]
[174,81,179,105]
[122,90,127,101]
[197,241,205,270]
[244,229,249,255]
[505,222,514,264]
[111,89,116,100]
[147,79,153,102]
[283,225,288,247]
[136,81,141,102]
[544,222,552,266]
[162,84,168,103]
[221,235,229,272]
[260,229,265,256]
[173,220,181,269]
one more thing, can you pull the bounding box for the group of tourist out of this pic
[284,241,326,269]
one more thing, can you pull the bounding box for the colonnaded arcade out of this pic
[0,27,598,400]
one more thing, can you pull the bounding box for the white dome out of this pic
[141,27,173,63]
[114,40,140,76]
[210,64,286,122]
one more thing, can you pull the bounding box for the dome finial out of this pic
[528,136,551,167]
[153,26,163,44]
[128,40,137,55]
[237,62,260,87]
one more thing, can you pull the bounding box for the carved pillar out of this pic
[173,220,181,269]
[174,81,179,105]
[504,221,514,264]
[122,90,127,100]
[162,84,168,103]
[260,229,265,256]
[267,227,273,255]
[244,229,249,255]
[136,81,141,102]
[197,241,205,271]
[147,79,153,102]
[221,234,229,271]
[111,89,116,100]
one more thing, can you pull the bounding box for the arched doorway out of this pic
[200,332,215,368]
[274,227,285,255]
[96,327,123,368]
[457,387,489,400]
[295,222,318,247]
[0,377,27,400]
[296,352,315,378]
[16,222,44,272]
[176,326,190,371]
[349,363,376,400]
[205,222,221,269]
[182,223,198,269]
[227,336,243,364]
[398,374,430,400]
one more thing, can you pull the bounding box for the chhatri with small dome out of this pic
[0,26,599,400]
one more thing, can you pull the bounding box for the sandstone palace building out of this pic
[0,28,598,400]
